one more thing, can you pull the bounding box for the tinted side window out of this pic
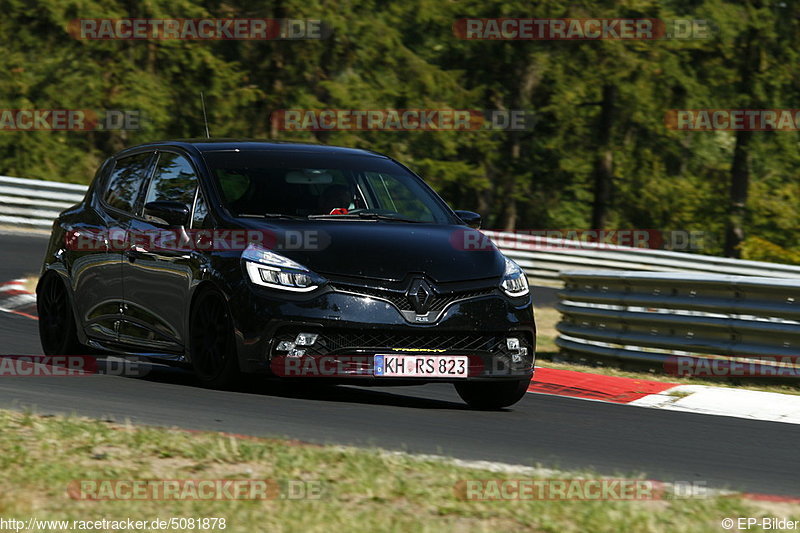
[145,153,198,206]
[217,170,250,204]
[103,153,153,213]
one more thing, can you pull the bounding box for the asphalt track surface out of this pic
[0,231,797,497]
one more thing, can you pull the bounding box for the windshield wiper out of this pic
[355,212,424,223]
[307,212,423,223]
[239,213,307,220]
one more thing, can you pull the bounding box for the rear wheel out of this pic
[454,378,531,410]
[37,274,82,355]
[189,288,241,389]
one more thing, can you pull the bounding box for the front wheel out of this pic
[189,288,241,389]
[454,378,531,410]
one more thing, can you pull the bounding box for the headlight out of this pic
[242,243,326,292]
[501,257,529,297]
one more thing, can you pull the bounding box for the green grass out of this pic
[0,409,795,532]
[22,275,38,293]
[534,305,560,353]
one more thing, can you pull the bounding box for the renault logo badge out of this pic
[407,278,433,314]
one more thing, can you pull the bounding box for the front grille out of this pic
[427,289,496,312]
[323,331,501,352]
[332,285,409,309]
[330,284,496,313]
[272,328,512,357]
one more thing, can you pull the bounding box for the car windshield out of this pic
[202,150,454,224]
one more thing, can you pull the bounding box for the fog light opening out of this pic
[294,332,319,346]
[506,337,528,362]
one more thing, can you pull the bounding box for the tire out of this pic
[37,274,82,355]
[189,288,241,389]
[454,378,531,410]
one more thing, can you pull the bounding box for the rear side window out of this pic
[103,152,153,213]
[144,152,198,206]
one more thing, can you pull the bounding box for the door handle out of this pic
[125,247,149,262]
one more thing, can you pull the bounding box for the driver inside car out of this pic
[318,184,353,214]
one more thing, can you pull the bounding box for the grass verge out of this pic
[22,275,38,293]
[533,305,560,353]
[0,410,796,533]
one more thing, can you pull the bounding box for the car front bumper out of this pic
[229,282,536,381]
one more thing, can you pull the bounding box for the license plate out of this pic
[374,354,468,378]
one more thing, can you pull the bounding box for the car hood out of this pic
[237,220,506,283]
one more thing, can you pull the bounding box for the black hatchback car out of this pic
[38,140,535,408]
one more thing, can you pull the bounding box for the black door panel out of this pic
[71,151,155,343]
[119,233,195,351]
[68,215,121,343]
[118,151,201,351]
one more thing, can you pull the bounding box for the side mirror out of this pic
[454,210,481,229]
[144,201,190,227]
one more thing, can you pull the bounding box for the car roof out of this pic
[120,139,388,159]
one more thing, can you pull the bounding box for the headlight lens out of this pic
[242,243,326,292]
[501,257,529,297]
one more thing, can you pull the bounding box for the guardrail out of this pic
[0,176,87,229]
[3,176,800,288]
[556,271,800,366]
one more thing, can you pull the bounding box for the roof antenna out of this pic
[200,91,211,138]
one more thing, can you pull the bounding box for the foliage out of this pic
[0,0,797,258]
[740,236,800,265]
